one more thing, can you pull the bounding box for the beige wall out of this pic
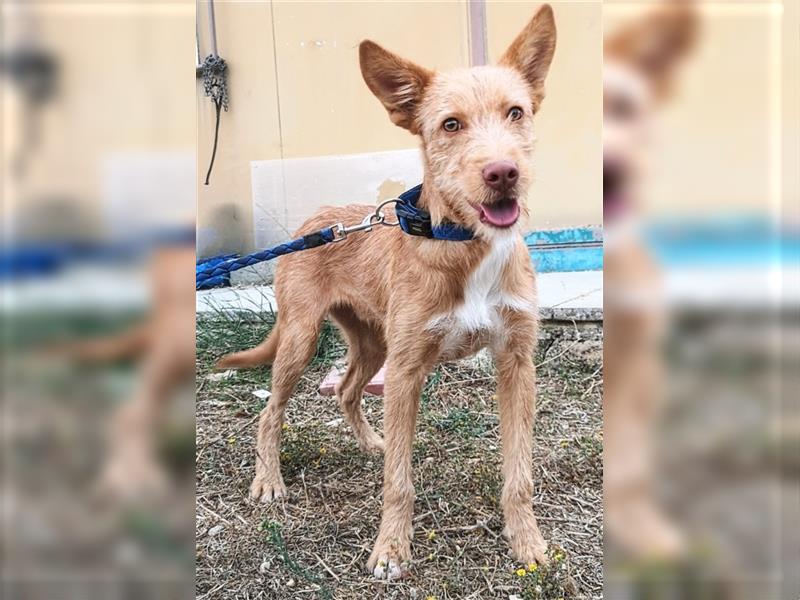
[197,1,602,256]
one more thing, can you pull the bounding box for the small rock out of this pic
[206,370,235,382]
[325,418,344,427]
[208,525,225,537]
[252,389,271,399]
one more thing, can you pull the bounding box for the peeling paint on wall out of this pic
[250,149,423,249]
[377,179,406,202]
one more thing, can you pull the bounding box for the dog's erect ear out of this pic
[499,4,557,111]
[605,1,698,100]
[359,41,432,133]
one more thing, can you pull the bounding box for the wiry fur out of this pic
[217,4,557,579]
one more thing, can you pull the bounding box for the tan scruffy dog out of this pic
[217,4,557,579]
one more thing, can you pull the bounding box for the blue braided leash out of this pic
[196,227,335,290]
[195,185,474,290]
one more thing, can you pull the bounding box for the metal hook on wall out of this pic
[198,0,228,186]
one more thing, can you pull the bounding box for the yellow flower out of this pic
[560,439,569,448]
[554,551,564,562]
[319,447,327,455]
[527,563,538,572]
[281,423,289,431]
[516,568,527,577]
[227,436,236,445]
[491,394,498,401]
[427,530,437,541]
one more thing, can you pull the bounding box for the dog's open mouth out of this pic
[477,197,520,228]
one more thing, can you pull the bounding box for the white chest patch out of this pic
[428,234,534,353]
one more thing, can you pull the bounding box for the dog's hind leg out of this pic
[330,307,386,453]
[250,310,322,503]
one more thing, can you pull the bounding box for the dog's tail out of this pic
[215,322,281,370]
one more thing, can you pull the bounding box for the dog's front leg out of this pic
[367,331,440,580]
[495,315,548,566]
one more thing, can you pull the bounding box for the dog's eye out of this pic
[508,106,524,121]
[442,118,461,132]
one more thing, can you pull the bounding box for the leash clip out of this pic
[332,212,383,242]
[332,199,401,242]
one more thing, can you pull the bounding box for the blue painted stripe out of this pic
[525,226,602,246]
[525,226,603,273]
[531,246,603,273]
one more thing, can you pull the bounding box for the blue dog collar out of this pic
[395,185,474,241]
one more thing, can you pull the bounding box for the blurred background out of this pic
[603,1,798,599]
[2,0,195,597]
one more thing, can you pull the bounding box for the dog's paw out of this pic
[507,523,549,566]
[366,539,410,581]
[358,435,385,454]
[511,536,549,566]
[249,474,287,503]
[370,556,405,580]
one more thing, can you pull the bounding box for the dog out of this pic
[217,4,557,579]
[603,0,698,559]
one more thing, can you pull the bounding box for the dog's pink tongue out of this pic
[479,199,520,227]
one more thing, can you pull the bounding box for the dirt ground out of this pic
[196,313,603,600]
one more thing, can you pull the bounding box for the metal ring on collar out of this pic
[374,198,402,227]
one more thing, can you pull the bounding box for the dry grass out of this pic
[196,313,602,599]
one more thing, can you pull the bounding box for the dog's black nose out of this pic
[482,161,519,192]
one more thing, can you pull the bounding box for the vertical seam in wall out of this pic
[269,0,289,234]
[468,0,487,66]
[195,0,201,64]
